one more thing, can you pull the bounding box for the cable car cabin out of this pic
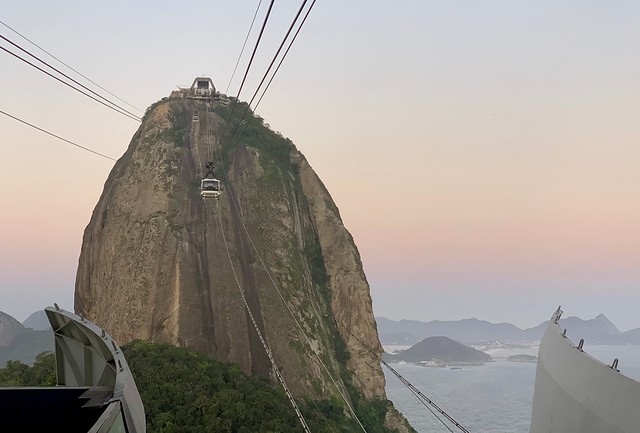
[200,178,221,199]
[193,114,199,122]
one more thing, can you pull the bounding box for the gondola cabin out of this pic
[201,178,221,199]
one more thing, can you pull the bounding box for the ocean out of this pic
[383,344,640,433]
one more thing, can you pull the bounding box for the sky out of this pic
[1,1,639,330]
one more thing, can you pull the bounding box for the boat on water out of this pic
[0,306,145,433]
[530,306,640,433]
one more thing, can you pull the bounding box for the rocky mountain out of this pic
[74,89,410,431]
[378,313,634,345]
[0,311,53,366]
[0,311,24,346]
[506,354,537,363]
[522,313,622,344]
[22,310,51,331]
[621,328,640,344]
[385,336,492,366]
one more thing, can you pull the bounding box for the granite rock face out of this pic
[74,94,411,431]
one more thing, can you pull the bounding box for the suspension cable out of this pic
[237,0,308,117]
[218,0,276,147]
[199,112,335,432]
[383,360,465,433]
[195,0,365,428]
[0,109,116,161]
[1,34,141,121]
[225,0,314,147]
[218,0,316,163]
[216,203,312,433]
[225,0,264,94]
[253,0,317,113]
[210,1,368,428]
[334,319,471,433]
[0,44,141,122]
[400,373,456,433]
[0,19,143,114]
[218,164,368,432]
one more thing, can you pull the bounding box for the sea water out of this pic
[383,344,640,433]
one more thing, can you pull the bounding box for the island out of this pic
[383,336,493,367]
[506,354,537,363]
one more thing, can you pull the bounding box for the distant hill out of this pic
[384,336,492,366]
[0,330,53,367]
[0,310,54,367]
[521,314,622,344]
[377,313,638,345]
[0,312,25,346]
[507,354,537,363]
[621,328,640,344]
[22,310,51,331]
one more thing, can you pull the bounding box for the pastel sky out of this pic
[1,1,639,330]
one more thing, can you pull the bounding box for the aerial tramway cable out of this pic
[204,0,275,194]
[218,0,316,157]
[199,113,335,433]
[252,0,317,113]
[208,1,370,430]
[218,0,317,162]
[0,19,143,114]
[229,0,317,143]
[225,0,264,94]
[0,109,117,161]
[216,204,312,433]
[218,0,276,147]
[383,360,463,433]
[218,172,369,432]
[0,38,141,122]
[234,0,309,123]
[334,319,472,433]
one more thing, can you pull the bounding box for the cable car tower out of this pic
[201,161,221,199]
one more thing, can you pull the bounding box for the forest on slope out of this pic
[0,341,406,433]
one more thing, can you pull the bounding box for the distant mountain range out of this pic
[376,314,640,346]
[3,308,640,368]
[22,310,52,331]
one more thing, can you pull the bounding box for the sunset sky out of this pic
[1,1,639,330]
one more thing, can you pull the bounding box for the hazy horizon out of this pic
[3,304,635,334]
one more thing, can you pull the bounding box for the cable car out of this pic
[201,161,221,199]
[200,178,221,199]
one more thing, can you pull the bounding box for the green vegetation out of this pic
[212,101,294,170]
[142,97,169,122]
[124,341,302,433]
[0,341,404,433]
[167,103,190,148]
[303,240,329,290]
[299,239,400,432]
[0,352,55,386]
